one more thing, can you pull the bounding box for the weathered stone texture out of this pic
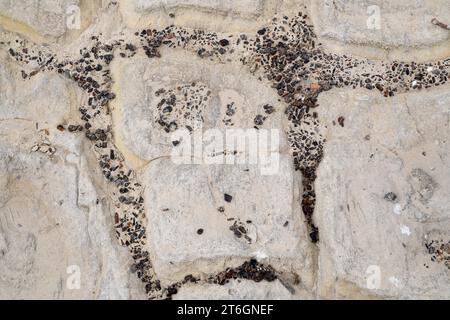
[0,0,79,37]
[133,0,264,16]
[0,51,145,299]
[316,88,450,299]
[111,50,286,163]
[145,158,303,283]
[311,0,450,48]
[174,279,292,300]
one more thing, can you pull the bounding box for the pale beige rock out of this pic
[133,0,264,16]
[0,49,145,299]
[109,47,316,289]
[0,148,144,299]
[310,0,450,48]
[308,0,450,60]
[0,51,79,124]
[111,49,287,166]
[0,0,79,37]
[315,87,450,299]
[1,0,449,300]
[174,279,292,300]
[144,157,304,283]
[118,0,307,33]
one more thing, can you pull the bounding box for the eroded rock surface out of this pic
[0,0,78,38]
[0,149,145,299]
[174,279,292,300]
[145,158,304,283]
[0,50,145,299]
[311,0,450,49]
[0,0,449,300]
[133,0,264,16]
[316,88,450,299]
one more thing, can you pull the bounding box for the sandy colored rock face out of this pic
[111,49,287,163]
[0,0,79,37]
[145,158,301,282]
[174,279,292,300]
[311,0,450,48]
[112,48,313,288]
[0,51,77,124]
[0,48,144,299]
[118,0,298,33]
[0,150,141,299]
[0,0,449,300]
[133,0,264,16]
[316,88,450,299]
[308,0,450,61]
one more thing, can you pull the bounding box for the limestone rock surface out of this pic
[0,0,449,300]
[310,0,450,49]
[315,88,450,299]
[0,0,79,38]
[0,50,145,299]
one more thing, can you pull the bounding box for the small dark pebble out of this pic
[384,192,397,202]
[309,226,319,243]
[254,114,266,126]
[257,28,267,35]
[219,39,230,46]
[68,124,83,132]
[263,104,275,114]
[224,193,233,202]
